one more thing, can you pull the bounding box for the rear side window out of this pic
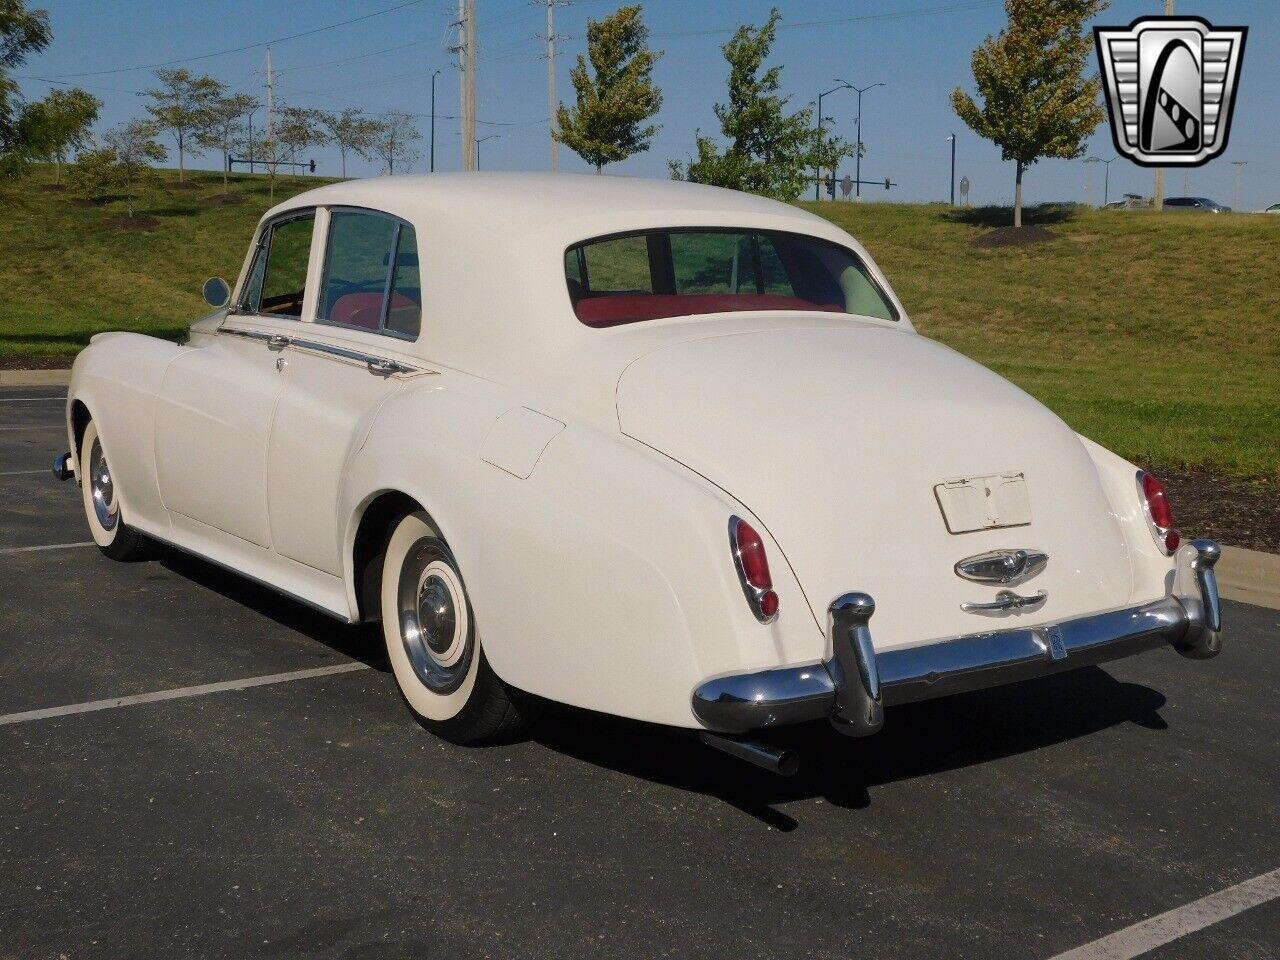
[256,213,314,318]
[565,228,898,327]
[318,209,422,339]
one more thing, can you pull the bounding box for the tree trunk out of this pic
[1014,161,1024,228]
[54,155,61,184]
[178,132,185,183]
[223,151,229,194]
[340,147,347,179]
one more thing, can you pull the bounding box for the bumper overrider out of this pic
[693,538,1223,738]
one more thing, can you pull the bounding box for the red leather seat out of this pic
[574,293,841,328]
[330,292,418,330]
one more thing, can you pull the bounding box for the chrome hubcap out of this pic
[88,438,118,531]
[397,540,470,693]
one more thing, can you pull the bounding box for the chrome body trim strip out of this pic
[691,539,1224,734]
[215,326,429,375]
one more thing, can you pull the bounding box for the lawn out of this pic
[0,167,1276,482]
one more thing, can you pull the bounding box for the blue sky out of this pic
[17,0,1279,209]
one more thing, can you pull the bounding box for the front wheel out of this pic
[79,419,147,561]
[379,511,535,744]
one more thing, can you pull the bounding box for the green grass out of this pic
[0,168,1275,481]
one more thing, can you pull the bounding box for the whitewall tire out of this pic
[380,511,535,743]
[79,419,146,561]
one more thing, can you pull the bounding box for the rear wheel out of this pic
[379,511,534,744]
[79,419,147,561]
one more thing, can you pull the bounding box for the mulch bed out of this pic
[971,225,1059,248]
[68,197,108,207]
[167,181,202,191]
[1156,469,1279,554]
[0,354,73,370]
[199,193,245,206]
[104,215,160,231]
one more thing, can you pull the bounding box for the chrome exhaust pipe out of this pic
[700,732,799,777]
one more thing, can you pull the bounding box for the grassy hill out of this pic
[0,167,1276,481]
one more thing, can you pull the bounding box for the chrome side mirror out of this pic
[202,277,231,308]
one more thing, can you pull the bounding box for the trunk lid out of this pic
[616,324,1134,650]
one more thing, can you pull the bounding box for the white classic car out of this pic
[57,174,1223,774]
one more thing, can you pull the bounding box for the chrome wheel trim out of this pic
[397,544,471,694]
[88,437,118,531]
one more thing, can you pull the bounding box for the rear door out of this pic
[155,210,318,548]
[266,207,427,575]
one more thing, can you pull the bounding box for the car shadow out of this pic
[154,545,389,670]
[532,667,1167,830]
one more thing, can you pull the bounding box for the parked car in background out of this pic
[1263,203,1280,214]
[55,174,1225,775]
[1164,196,1231,212]
[1104,193,1149,210]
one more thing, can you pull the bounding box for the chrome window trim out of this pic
[314,205,421,343]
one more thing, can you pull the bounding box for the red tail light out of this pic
[1138,471,1180,554]
[729,516,779,623]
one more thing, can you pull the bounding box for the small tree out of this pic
[65,146,119,201]
[951,0,1106,227]
[274,104,325,170]
[368,112,420,175]
[145,67,223,182]
[197,92,257,195]
[555,4,662,173]
[102,119,166,218]
[34,87,100,183]
[669,8,851,201]
[321,107,378,178]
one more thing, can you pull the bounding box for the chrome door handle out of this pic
[268,334,289,349]
[367,358,407,376]
[961,590,1047,613]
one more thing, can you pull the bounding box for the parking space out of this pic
[1,384,1277,959]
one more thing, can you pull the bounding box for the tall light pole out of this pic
[429,69,441,173]
[814,80,853,201]
[1085,156,1115,207]
[850,81,885,200]
[1231,160,1247,209]
[476,134,497,170]
[946,133,956,206]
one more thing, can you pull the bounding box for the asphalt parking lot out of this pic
[1,383,1277,960]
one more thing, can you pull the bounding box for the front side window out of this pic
[319,209,422,338]
[565,228,898,327]
[255,213,314,318]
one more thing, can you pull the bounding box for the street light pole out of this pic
[1230,160,1247,209]
[947,133,956,205]
[476,134,497,170]
[814,80,852,201]
[850,81,885,200]
[1085,156,1114,207]
[430,69,440,173]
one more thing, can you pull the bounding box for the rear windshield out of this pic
[565,228,898,327]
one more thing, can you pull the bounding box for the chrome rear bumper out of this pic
[692,538,1223,736]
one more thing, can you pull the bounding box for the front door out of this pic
[155,210,317,548]
[267,208,425,574]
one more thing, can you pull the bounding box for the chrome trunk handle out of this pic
[367,357,408,376]
[960,590,1048,613]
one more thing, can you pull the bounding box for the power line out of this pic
[650,0,1000,39]
[39,0,430,78]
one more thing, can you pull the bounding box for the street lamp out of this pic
[475,134,498,170]
[1084,156,1115,207]
[430,69,441,173]
[814,79,853,201]
[946,133,956,206]
[1230,160,1247,210]
[849,81,885,200]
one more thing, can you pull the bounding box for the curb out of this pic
[1218,546,1280,612]
[0,369,72,386]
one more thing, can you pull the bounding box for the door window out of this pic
[255,213,314,318]
[386,224,421,338]
[318,209,422,339]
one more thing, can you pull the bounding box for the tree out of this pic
[1,1,98,177]
[65,146,118,201]
[35,87,100,183]
[368,112,420,175]
[102,119,166,218]
[145,67,223,182]
[275,104,325,169]
[321,107,378,178]
[951,0,1106,227]
[555,4,661,173]
[197,92,256,195]
[669,8,851,201]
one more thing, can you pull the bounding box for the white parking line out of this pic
[0,469,49,476]
[1048,867,1280,960]
[0,424,62,431]
[0,662,372,727]
[0,541,95,554]
[0,397,65,402]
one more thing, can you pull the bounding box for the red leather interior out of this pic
[330,292,417,330]
[574,293,842,328]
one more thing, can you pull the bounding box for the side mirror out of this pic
[202,277,231,308]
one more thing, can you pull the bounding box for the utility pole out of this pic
[467,0,476,171]
[1153,0,1174,211]
[453,1,476,170]
[430,69,440,172]
[265,48,274,137]
[539,0,566,171]
[947,133,956,205]
[1231,160,1247,209]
